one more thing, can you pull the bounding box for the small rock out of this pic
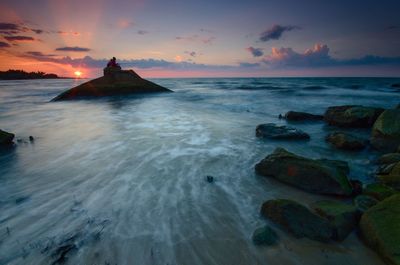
[206,175,214,183]
[371,109,400,152]
[391,83,400,88]
[363,183,397,201]
[255,123,310,140]
[252,225,279,246]
[29,136,34,142]
[326,132,367,151]
[0,129,15,146]
[284,111,323,121]
[354,195,379,213]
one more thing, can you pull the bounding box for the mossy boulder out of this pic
[363,183,397,201]
[252,225,279,246]
[324,105,384,128]
[51,67,172,101]
[255,148,352,196]
[260,199,334,242]
[326,132,367,151]
[354,195,379,213]
[312,200,360,241]
[371,109,400,152]
[0,129,14,146]
[360,194,400,265]
[378,162,400,190]
[255,123,310,140]
[284,111,323,121]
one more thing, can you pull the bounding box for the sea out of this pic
[0,77,399,265]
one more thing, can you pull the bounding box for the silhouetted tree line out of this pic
[0,69,61,80]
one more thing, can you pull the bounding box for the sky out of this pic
[0,0,400,78]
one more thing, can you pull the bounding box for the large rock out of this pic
[261,199,334,242]
[360,194,400,265]
[255,148,353,196]
[0,129,14,146]
[371,109,400,152]
[312,200,360,241]
[378,162,400,190]
[284,111,323,121]
[324,105,384,128]
[51,67,172,101]
[326,132,367,151]
[255,123,310,140]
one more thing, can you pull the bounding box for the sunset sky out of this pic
[0,0,400,78]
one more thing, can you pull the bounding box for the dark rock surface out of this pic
[324,105,384,128]
[255,148,352,196]
[255,123,310,140]
[325,132,367,151]
[354,195,379,213]
[0,129,15,146]
[252,225,279,246]
[52,67,172,101]
[371,109,400,152]
[283,111,323,121]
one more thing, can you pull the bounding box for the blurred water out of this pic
[0,77,399,265]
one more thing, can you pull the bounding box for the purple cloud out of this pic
[0,41,11,48]
[4,36,35,42]
[260,24,300,42]
[246,47,264,57]
[55,46,91,52]
[137,30,148,35]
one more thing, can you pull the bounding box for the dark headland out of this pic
[0,69,62,80]
[51,67,172,101]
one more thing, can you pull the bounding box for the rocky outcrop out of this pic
[360,194,400,265]
[252,226,279,246]
[371,109,400,152]
[51,67,172,101]
[363,183,397,201]
[283,111,323,121]
[255,148,352,196]
[255,124,310,140]
[261,199,334,242]
[0,129,14,146]
[311,200,360,241]
[326,132,367,151]
[324,105,384,128]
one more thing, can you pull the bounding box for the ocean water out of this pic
[0,77,399,265]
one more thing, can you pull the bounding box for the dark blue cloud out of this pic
[55,46,91,52]
[246,47,263,57]
[260,24,300,42]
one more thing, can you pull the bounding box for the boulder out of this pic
[378,162,400,190]
[255,123,310,140]
[283,111,323,121]
[260,199,334,242]
[354,195,379,213]
[324,105,384,128]
[0,129,14,146]
[51,67,172,101]
[363,183,397,201]
[360,194,400,265]
[325,132,367,151]
[376,153,400,165]
[252,225,279,246]
[312,200,360,241]
[371,109,400,152]
[255,148,352,196]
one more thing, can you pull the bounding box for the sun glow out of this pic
[74,71,82,77]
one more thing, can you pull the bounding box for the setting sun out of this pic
[74,71,82,77]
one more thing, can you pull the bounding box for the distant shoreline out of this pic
[0,69,71,80]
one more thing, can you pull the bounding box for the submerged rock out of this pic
[363,183,397,201]
[371,109,400,152]
[311,200,360,241]
[255,148,352,196]
[325,132,367,151]
[260,199,334,242]
[206,175,214,183]
[360,194,400,265]
[255,123,310,140]
[324,105,384,128]
[283,111,323,121]
[252,225,279,246]
[51,67,172,101]
[0,129,14,146]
